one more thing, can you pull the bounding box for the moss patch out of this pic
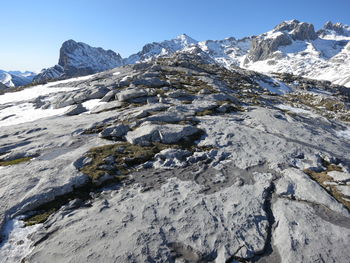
[23,181,97,226]
[25,209,56,226]
[80,142,173,180]
[0,157,33,166]
[304,162,350,210]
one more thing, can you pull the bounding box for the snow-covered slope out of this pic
[0,70,36,88]
[34,40,123,83]
[198,37,252,67]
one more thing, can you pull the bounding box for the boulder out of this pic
[98,124,130,140]
[100,90,117,102]
[116,88,148,102]
[132,77,168,87]
[65,104,87,116]
[126,122,200,146]
[90,101,124,114]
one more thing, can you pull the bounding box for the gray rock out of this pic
[116,88,148,102]
[98,124,130,140]
[90,101,124,114]
[125,122,200,146]
[34,40,124,83]
[87,86,110,100]
[132,77,167,87]
[246,33,292,62]
[274,20,318,41]
[100,90,117,102]
[65,104,87,116]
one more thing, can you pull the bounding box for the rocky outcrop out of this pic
[274,19,318,41]
[0,54,350,262]
[0,82,8,91]
[245,20,318,63]
[33,65,64,83]
[320,21,350,37]
[34,40,123,83]
[126,123,200,146]
[245,33,292,62]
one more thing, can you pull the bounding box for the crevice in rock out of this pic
[225,180,278,263]
[278,195,350,229]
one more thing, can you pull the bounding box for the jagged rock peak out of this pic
[273,19,318,41]
[58,39,123,71]
[34,40,124,83]
[323,21,350,36]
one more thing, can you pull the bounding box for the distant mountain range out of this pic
[2,20,350,88]
[0,70,36,88]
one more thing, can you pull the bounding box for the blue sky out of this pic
[1,0,349,72]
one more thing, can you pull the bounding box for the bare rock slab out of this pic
[125,122,200,146]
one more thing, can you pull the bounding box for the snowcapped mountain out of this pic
[34,40,124,83]
[243,20,350,87]
[318,21,350,38]
[197,37,252,67]
[122,20,350,87]
[31,20,350,88]
[124,34,198,64]
[0,70,36,88]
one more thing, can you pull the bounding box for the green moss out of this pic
[25,209,56,226]
[195,109,216,116]
[304,161,350,210]
[81,142,172,180]
[0,157,33,166]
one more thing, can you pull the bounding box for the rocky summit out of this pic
[0,49,349,263]
[33,40,124,84]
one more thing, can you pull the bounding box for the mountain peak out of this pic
[34,40,123,83]
[175,34,198,45]
[273,20,317,41]
[323,21,350,37]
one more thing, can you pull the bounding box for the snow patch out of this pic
[0,103,71,127]
[336,129,350,140]
[276,104,319,118]
[256,79,292,95]
[82,99,106,111]
[0,217,43,263]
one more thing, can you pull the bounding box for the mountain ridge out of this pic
[3,19,350,88]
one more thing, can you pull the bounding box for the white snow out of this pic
[0,102,71,127]
[0,86,77,105]
[82,99,105,111]
[276,104,319,118]
[336,129,350,140]
[112,71,120,76]
[0,217,43,263]
[0,75,97,127]
[256,80,292,95]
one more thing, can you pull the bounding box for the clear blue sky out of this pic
[1,0,349,72]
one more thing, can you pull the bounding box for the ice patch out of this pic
[112,71,120,76]
[0,217,42,263]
